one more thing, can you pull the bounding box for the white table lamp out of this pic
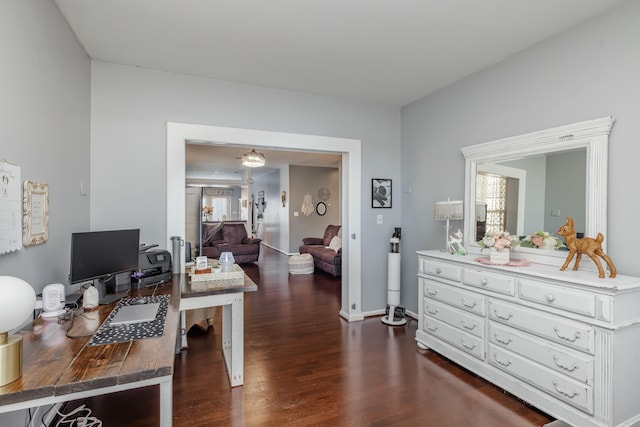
[434,199,464,252]
[0,276,36,386]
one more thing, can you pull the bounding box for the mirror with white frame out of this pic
[461,116,614,265]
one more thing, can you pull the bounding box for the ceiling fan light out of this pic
[242,149,266,167]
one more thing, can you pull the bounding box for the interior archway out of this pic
[166,122,363,321]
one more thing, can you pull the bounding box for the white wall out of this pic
[90,62,401,312]
[289,166,341,251]
[401,0,640,313]
[0,2,90,424]
[0,2,90,290]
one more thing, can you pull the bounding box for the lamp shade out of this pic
[0,276,36,387]
[434,200,464,221]
[0,276,36,333]
[241,149,266,168]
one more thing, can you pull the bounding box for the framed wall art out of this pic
[23,180,49,246]
[372,178,392,208]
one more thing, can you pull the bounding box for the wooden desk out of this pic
[0,271,256,426]
[0,278,180,427]
[179,272,257,387]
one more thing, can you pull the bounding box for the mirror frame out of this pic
[461,116,614,265]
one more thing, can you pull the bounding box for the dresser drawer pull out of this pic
[493,354,512,367]
[461,339,476,350]
[493,333,512,345]
[461,298,477,309]
[435,267,442,274]
[553,355,579,372]
[492,308,513,321]
[481,278,489,286]
[427,308,439,315]
[426,288,438,296]
[426,325,438,332]
[546,294,556,302]
[461,320,476,330]
[552,381,579,399]
[553,327,582,342]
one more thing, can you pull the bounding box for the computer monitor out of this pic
[70,229,140,304]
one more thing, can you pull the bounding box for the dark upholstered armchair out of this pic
[201,222,261,263]
[299,225,342,276]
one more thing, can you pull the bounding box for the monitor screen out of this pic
[70,229,140,284]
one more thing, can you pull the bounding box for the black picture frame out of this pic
[316,201,327,216]
[372,178,392,208]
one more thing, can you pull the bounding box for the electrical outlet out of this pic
[377,214,383,224]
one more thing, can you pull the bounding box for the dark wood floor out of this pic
[71,247,553,426]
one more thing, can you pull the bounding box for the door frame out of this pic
[166,122,363,321]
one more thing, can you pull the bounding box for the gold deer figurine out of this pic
[557,217,616,278]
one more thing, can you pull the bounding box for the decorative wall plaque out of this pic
[23,180,49,246]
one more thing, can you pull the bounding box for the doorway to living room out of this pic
[166,122,363,321]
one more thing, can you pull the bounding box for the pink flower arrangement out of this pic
[478,231,519,251]
[520,231,564,250]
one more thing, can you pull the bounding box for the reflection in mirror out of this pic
[474,149,586,241]
[462,116,614,265]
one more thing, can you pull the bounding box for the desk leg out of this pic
[180,310,188,349]
[222,293,244,386]
[160,377,173,427]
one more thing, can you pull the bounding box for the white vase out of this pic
[490,248,510,265]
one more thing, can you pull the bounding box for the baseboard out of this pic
[339,310,364,322]
[259,242,289,255]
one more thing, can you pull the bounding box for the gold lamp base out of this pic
[0,332,23,387]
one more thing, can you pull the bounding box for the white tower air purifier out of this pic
[382,228,406,326]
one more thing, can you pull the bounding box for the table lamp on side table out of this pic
[0,276,36,386]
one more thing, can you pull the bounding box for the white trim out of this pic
[462,116,614,266]
[167,122,363,320]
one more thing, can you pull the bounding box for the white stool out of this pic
[288,253,314,275]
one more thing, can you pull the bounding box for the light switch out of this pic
[294,211,299,217]
[551,208,561,217]
[377,214,383,224]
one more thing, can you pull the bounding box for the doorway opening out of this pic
[167,122,363,321]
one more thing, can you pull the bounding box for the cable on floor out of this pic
[53,403,102,427]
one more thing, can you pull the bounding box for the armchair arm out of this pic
[302,237,323,245]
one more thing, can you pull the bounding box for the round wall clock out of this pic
[316,202,327,216]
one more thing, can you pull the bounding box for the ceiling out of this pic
[186,143,342,182]
[54,0,624,107]
[53,1,623,181]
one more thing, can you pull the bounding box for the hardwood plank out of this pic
[71,247,553,426]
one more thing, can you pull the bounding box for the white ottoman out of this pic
[288,253,314,275]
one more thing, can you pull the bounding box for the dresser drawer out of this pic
[420,259,461,282]
[424,317,485,360]
[488,345,593,414]
[488,300,595,354]
[489,323,593,385]
[425,298,485,339]
[518,278,596,317]
[462,269,515,296]
[423,279,486,316]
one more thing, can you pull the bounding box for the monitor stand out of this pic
[94,277,129,305]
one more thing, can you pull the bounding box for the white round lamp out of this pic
[0,276,36,386]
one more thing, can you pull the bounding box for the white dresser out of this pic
[416,250,640,427]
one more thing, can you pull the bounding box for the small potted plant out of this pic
[478,231,519,264]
